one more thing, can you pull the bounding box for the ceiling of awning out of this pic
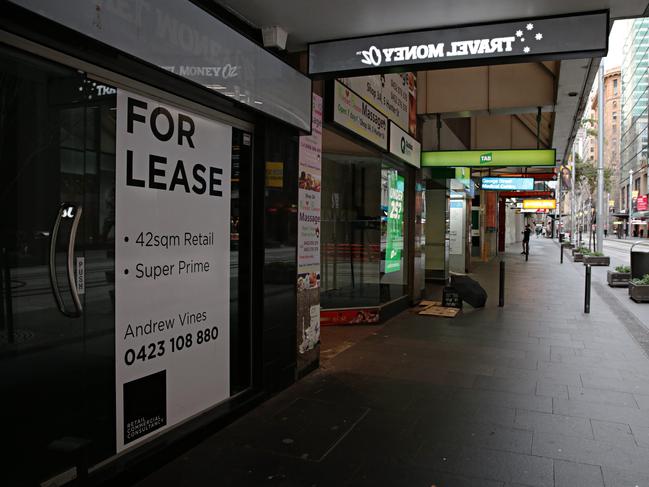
[216,0,649,51]
[214,0,648,166]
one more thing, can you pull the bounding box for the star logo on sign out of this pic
[535,33,543,40]
[526,23,534,30]
[521,38,525,42]
[523,46,531,53]
[516,30,523,37]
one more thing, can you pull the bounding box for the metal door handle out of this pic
[48,204,83,318]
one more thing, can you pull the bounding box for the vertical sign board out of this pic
[115,90,231,451]
[297,94,323,361]
[385,173,405,273]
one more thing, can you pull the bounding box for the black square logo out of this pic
[123,370,167,444]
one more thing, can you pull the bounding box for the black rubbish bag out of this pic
[450,275,487,308]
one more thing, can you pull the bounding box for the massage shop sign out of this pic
[115,90,231,451]
[297,94,323,358]
[339,73,417,136]
[333,80,388,149]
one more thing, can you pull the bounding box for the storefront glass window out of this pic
[0,44,253,484]
[321,153,407,309]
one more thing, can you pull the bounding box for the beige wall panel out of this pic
[417,70,427,114]
[425,66,488,113]
[421,118,467,151]
[472,115,512,149]
[511,117,542,149]
[489,64,554,109]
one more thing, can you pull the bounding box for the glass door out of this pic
[0,45,116,485]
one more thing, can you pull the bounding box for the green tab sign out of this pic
[421,149,556,168]
[480,152,493,163]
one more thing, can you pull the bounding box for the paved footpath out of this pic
[133,238,649,487]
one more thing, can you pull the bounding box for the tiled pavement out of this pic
[133,238,649,487]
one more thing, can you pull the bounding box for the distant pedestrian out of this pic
[522,224,531,255]
[604,229,608,238]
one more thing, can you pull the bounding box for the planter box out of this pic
[573,253,584,262]
[562,242,574,249]
[583,255,610,266]
[607,271,631,288]
[629,282,649,303]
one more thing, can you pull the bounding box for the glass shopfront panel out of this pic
[0,43,252,485]
[321,153,408,309]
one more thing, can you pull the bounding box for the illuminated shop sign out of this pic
[385,173,405,273]
[482,177,535,191]
[309,11,607,76]
[523,199,556,209]
[421,149,556,168]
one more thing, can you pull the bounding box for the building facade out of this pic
[621,18,649,236]
[603,68,622,212]
[0,2,316,485]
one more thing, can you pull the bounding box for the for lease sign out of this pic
[115,90,231,452]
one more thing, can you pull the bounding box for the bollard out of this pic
[584,264,591,314]
[498,260,505,307]
[560,243,564,264]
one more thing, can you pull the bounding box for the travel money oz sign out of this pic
[115,90,231,451]
[12,0,311,130]
[309,11,607,76]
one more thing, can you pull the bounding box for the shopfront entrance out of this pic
[0,44,252,485]
[0,46,117,484]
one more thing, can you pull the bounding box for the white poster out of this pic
[297,94,322,356]
[115,90,232,451]
[449,200,465,255]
